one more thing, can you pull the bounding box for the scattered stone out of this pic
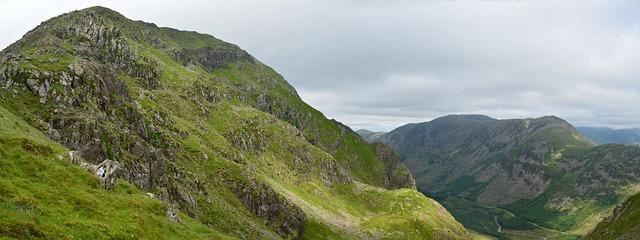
[166,206,181,223]
[66,151,121,189]
[26,79,39,93]
[38,85,47,97]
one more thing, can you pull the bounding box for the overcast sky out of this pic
[2,0,640,131]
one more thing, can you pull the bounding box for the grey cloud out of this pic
[2,0,640,131]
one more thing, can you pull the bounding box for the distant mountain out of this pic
[367,114,640,239]
[0,6,471,239]
[355,129,387,142]
[577,126,640,145]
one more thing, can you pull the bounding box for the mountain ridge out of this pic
[0,6,469,239]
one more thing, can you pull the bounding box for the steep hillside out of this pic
[577,127,640,145]
[0,6,467,239]
[369,114,640,239]
[0,105,235,239]
[587,192,640,239]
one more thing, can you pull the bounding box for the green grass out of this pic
[0,106,234,239]
[267,180,471,240]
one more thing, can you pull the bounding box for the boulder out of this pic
[166,206,181,223]
[93,159,121,189]
[66,151,122,189]
[26,79,39,93]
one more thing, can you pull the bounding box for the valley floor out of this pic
[436,197,580,240]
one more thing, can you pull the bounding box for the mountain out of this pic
[355,129,387,142]
[577,126,640,145]
[587,192,640,239]
[364,114,640,239]
[0,6,471,239]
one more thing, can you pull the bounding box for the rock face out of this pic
[229,178,307,239]
[0,6,466,240]
[369,114,640,233]
[171,46,255,71]
[374,143,415,190]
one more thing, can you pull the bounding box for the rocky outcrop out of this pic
[228,177,307,239]
[66,151,122,189]
[171,47,254,71]
[374,143,416,189]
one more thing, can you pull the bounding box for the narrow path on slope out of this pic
[494,215,502,233]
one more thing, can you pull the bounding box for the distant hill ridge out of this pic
[358,114,640,239]
[577,126,640,145]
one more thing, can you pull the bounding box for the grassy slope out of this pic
[141,59,470,239]
[0,6,467,239]
[0,106,234,240]
[586,193,640,239]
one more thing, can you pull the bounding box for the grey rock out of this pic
[166,206,181,223]
[26,79,39,93]
[93,159,121,189]
[4,78,12,88]
[38,84,47,97]
[60,72,71,86]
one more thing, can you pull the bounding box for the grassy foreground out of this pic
[0,106,234,239]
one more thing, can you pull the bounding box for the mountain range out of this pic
[0,7,470,239]
[2,6,640,240]
[359,114,640,239]
[576,126,640,145]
